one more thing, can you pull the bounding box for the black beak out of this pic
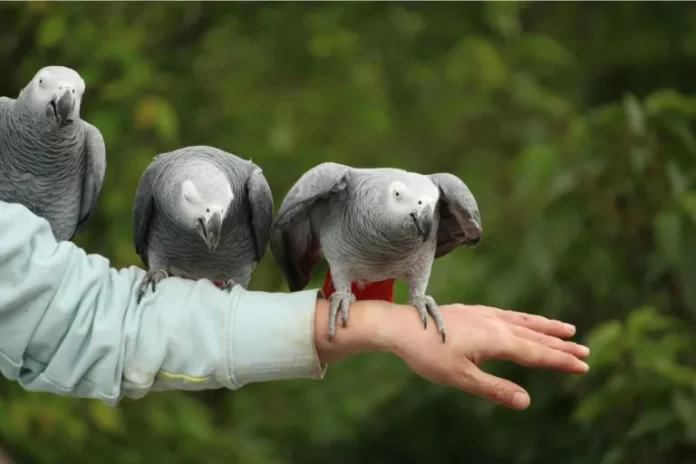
[50,90,75,126]
[411,208,434,242]
[203,212,222,253]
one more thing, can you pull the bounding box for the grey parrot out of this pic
[270,162,482,342]
[0,65,106,241]
[133,145,274,302]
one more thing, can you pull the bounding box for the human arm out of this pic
[0,201,326,406]
[0,200,588,410]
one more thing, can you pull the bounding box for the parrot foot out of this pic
[136,269,170,304]
[217,279,239,292]
[328,291,356,341]
[410,295,446,343]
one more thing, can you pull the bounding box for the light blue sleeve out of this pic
[0,201,326,406]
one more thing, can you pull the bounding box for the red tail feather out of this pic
[322,269,395,302]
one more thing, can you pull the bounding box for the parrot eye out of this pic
[206,208,210,213]
[394,191,400,197]
[418,200,422,205]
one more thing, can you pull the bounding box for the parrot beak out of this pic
[49,89,75,127]
[196,212,222,253]
[411,206,434,242]
[205,212,223,253]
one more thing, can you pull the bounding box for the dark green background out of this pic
[2,3,696,463]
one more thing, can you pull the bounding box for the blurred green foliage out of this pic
[2,2,696,463]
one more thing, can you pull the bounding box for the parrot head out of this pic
[383,176,440,243]
[21,66,85,129]
[180,177,234,253]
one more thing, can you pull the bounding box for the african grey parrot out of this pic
[270,162,482,342]
[133,145,274,303]
[0,65,106,241]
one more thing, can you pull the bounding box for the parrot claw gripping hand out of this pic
[132,146,274,301]
[328,290,357,340]
[411,294,446,342]
[137,269,170,303]
[0,66,107,242]
[270,162,482,343]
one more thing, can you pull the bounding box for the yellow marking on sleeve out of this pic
[156,371,209,383]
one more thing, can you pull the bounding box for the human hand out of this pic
[314,300,589,411]
[385,303,589,410]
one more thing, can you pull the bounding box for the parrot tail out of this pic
[322,269,395,302]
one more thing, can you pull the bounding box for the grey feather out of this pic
[271,163,482,342]
[270,162,352,291]
[0,66,105,241]
[74,121,107,237]
[246,168,275,261]
[132,154,161,267]
[428,173,481,259]
[0,97,12,112]
[133,145,274,301]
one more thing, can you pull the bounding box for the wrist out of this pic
[314,298,396,364]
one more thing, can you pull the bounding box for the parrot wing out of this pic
[132,154,166,267]
[72,121,107,238]
[270,162,352,291]
[428,172,482,259]
[243,167,274,261]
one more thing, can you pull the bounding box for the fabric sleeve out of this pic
[0,201,326,406]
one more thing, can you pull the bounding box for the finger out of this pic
[494,337,590,373]
[490,308,576,338]
[459,365,531,410]
[509,325,590,359]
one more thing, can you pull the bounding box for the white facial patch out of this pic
[389,180,408,200]
[204,204,227,220]
[35,67,85,98]
[415,193,437,207]
[182,180,201,204]
[37,71,50,87]
[182,179,233,221]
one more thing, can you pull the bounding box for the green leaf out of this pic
[512,144,558,197]
[599,447,625,464]
[626,408,675,439]
[626,306,675,335]
[623,93,646,137]
[585,320,624,367]
[483,1,523,39]
[644,89,696,118]
[673,392,696,443]
[667,119,696,158]
[88,400,122,433]
[654,210,683,264]
[679,191,696,226]
[445,37,507,89]
[37,14,66,48]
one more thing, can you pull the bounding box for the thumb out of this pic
[461,366,531,410]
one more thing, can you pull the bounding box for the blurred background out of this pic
[2,2,696,463]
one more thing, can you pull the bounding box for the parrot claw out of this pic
[217,279,239,292]
[410,295,446,343]
[136,269,170,304]
[327,291,356,341]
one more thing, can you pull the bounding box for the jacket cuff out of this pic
[228,287,327,386]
